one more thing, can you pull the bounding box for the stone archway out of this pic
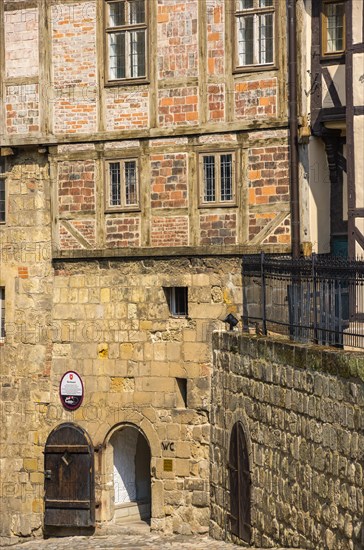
[107,424,151,524]
[229,421,251,543]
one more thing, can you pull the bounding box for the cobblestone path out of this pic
[1,533,236,550]
[0,524,304,550]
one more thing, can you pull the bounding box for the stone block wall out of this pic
[48,257,241,535]
[210,332,364,550]
[0,247,243,544]
[0,150,53,543]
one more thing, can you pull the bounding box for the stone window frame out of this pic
[0,158,6,224]
[233,0,276,73]
[198,149,238,208]
[164,287,189,318]
[321,0,346,56]
[104,0,149,85]
[0,287,5,341]
[104,157,141,212]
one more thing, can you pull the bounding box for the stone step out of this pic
[94,520,151,537]
[114,501,151,525]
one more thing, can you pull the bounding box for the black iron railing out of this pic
[242,253,364,350]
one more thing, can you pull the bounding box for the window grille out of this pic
[106,159,139,210]
[200,152,235,206]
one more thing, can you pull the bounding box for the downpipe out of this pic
[287,0,301,259]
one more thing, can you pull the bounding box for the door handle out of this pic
[45,470,52,479]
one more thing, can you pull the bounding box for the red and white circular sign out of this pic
[59,371,84,410]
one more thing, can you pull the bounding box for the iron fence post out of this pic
[312,253,318,343]
[241,258,249,332]
[242,253,363,350]
[261,252,267,335]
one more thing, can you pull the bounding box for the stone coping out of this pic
[213,331,364,382]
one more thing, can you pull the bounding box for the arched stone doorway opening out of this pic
[109,424,151,524]
[229,421,251,543]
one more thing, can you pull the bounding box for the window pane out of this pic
[238,15,254,66]
[171,287,188,316]
[259,13,273,64]
[259,0,273,7]
[237,0,254,9]
[220,154,233,201]
[109,162,121,206]
[109,1,125,26]
[203,156,216,202]
[129,0,145,24]
[326,3,345,52]
[109,33,125,79]
[124,161,137,205]
[130,30,146,78]
[0,180,5,223]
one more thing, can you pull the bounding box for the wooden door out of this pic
[44,423,94,527]
[229,422,251,543]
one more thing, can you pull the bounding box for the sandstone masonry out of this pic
[210,333,364,550]
[1,0,363,547]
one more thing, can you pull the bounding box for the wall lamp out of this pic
[223,313,239,331]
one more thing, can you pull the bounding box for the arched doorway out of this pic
[229,421,251,543]
[109,425,151,523]
[44,423,94,529]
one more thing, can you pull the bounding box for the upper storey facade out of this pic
[0,0,288,145]
[0,1,293,256]
[299,0,364,258]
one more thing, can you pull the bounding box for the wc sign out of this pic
[60,371,84,411]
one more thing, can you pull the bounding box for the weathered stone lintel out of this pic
[52,244,291,262]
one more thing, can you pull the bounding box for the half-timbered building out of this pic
[0,0,363,546]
